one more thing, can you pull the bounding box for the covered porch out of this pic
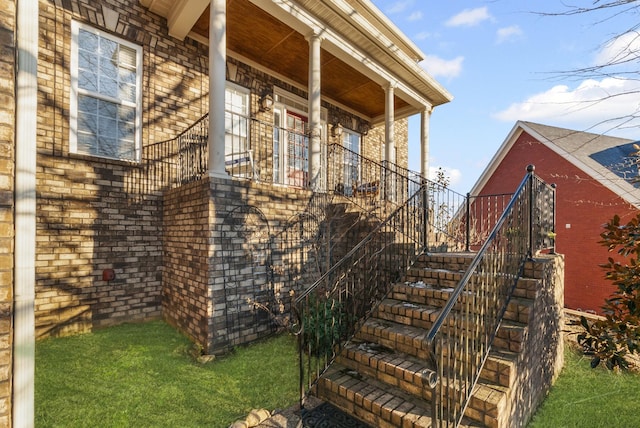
[140,0,452,189]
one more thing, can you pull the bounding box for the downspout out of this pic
[14,0,38,426]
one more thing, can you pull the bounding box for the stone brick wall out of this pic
[35,0,416,342]
[509,255,565,427]
[35,0,209,337]
[0,0,14,423]
[163,176,332,354]
[364,117,409,169]
[162,179,210,348]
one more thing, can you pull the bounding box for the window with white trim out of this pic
[224,83,250,156]
[343,129,361,190]
[70,21,142,162]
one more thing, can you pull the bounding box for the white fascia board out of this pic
[167,0,209,41]
[249,0,437,109]
[468,121,525,196]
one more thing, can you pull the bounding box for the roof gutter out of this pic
[14,0,38,426]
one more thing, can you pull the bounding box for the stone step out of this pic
[375,298,527,354]
[389,282,534,325]
[351,311,519,390]
[414,253,476,271]
[316,363,434,428]
[336,341,511,426]
[354,318,431,360]
[404,267,538,299]
[317,362,486,427]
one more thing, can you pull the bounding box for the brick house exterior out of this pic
[471,121,640,314]
[5,0,452,424]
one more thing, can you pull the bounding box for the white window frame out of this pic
[224,82,250,156]
[343,129,362,190]
[69,21,143,162]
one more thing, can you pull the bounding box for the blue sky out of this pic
[370,1,640,193]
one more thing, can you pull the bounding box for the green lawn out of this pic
[528,345,640,427]
[36,320,640,428]
[35,320,299,428]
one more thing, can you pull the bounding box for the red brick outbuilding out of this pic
[471,121,640,313]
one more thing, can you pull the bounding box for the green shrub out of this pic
[302,296,348,358]
[576,213,640,370]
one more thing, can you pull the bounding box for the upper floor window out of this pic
[70,21,142,162]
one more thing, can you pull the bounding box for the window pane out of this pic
[100,76,118,98]
[119,67,136,85]
[98,117,117,139]
[119,105,135,122]
[119,46,137,68]
[78,70,98,92]
[77,94,98,113]
[73,24,140,161]
[78,112,97,134]
[77,133,97,154]
[79,29,98,52]
[78,50,98,72]
[119,82,136,103]
[98,99,118,119]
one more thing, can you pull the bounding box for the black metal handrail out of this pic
[293,184,429,405]
[426,165,555,427]
[327,143,421,206]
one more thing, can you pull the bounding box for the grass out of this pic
[35,320,299,428]
[528,344,640,427]
[37,321,640,428]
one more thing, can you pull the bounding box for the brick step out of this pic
[355,318,431,360]
[350,313,519,390]
[337,340,511,426]
[375,298,527,354]
[414,253,476,271]
[317,362,484,428]
[404,268,538,299]
[316,363,434,428]
[389,282,534,324]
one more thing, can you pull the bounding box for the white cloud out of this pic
[414,31,434,41]
[496,25,523,44]
[493,77,640,136]
[386,0,413,14]
[594,31,640,68]
[445,7,492,27]
[408,11,423,22]
[420,55,464,79]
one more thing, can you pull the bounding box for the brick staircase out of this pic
[313,252,563,428]
[321,199,385,267]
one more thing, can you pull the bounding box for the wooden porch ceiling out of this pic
[190,0,406,119]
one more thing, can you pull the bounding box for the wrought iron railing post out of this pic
[465,193,471,252]
[422,179,429,251]
[527,164,535,259]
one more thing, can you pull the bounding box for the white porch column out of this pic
[420,106,432,180]
[384,83,396,201]
[307,32,322,191]
[15,0,39,426]
[384,83,396,164]
[208,0,228,178]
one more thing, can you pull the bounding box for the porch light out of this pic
[259,92,274,112]
[331,123,343,138]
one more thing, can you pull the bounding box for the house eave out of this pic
[140,0,452,112]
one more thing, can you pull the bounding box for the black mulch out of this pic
[300,402,371,428]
